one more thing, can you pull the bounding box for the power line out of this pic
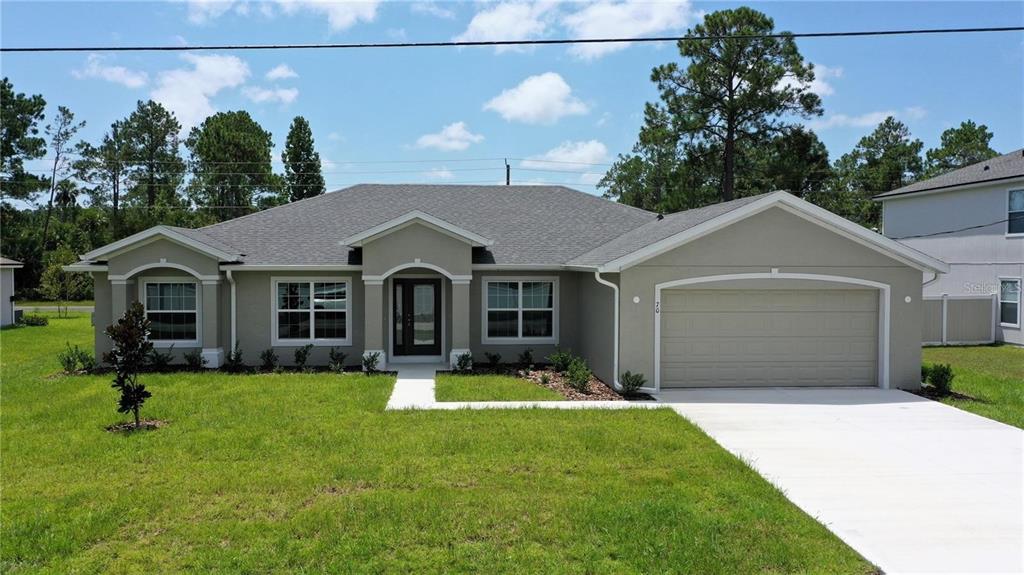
[3,27,1022,53]
[891,217,1015,239]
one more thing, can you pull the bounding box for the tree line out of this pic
[1,77,325,297]
[598,7,1001,228]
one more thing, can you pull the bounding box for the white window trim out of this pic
[998,277,1021,328]
[139,277,201,348]
[270,276,353,346]
[481,276,559,345]
[1007,189,1024,238]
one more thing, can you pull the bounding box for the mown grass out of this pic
[435,373,564,402]
[0,314,873,574]
[14,299,94,308]
[923,344,1024,429]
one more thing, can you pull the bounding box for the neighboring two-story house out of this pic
[877,149,1024,346]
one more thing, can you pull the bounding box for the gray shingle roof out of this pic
[197,184,658,266]
[568,194,769,266]
[875,148,1024,199]
[164,226,244,259]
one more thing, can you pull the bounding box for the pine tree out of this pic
[282,116,325,202]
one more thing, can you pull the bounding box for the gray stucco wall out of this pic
[617,207,925,390]
[575,272,617,385]
[362,222,472,277]
[232,270,364,367]
[107,238,221,279]
[1,268,14,327]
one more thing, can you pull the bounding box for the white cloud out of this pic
[411,1,455,19]
[265,63,298,81]
[415,122,484,151]
[562,0,692,59]
[387,27,407,40]
[808,106,928,130]
[779,63,843,97]
[454,1,556,53]
[522,140,609,184]
[242,86,299,104]
[151,53,250,131]
[484,72,589,125]
[186,0,378,31]
[72,54,149,88]
[328,131,343,141]
[187,0,234,24]
[424,167,455,179]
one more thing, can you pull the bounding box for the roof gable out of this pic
[80,225,242,263]
[340,210,494,248]
[593,192,949,274]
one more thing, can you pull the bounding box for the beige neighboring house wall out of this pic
[1,267,17,327]
[617,207,925,390]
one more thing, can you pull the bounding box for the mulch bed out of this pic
[518,368,624,401]
[912,387,981,402]
[105,419,169,433]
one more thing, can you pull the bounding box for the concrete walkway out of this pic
[661,388,1024,575]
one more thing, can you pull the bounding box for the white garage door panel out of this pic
[660,289,878,388]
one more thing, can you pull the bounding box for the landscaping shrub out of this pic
[362,351,380,375]
[57,342,80,373]
[294,344,314,371]
[518,348,534,366]
[928,363,954,396]
[260,348,279,372]
[484,352,501,370]
[184,349,207,371]
[19,314,48,326]
[328,347,347,373]
[455,352,473,373]
[921,363,931,383]
[103,302,153,429]
[147,346,175,372]
[565,357,591,393]
[223,343,245,373]
[59,343,96,373]
[540,372,550,385]
[547,348,574,373]
[619,371,647,396]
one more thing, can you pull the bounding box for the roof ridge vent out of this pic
[983,165,990,171]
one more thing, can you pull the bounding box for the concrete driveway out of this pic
[661,388,1023,574]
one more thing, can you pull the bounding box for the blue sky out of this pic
[2,1,1022,196]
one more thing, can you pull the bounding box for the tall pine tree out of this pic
[282,116,325,202]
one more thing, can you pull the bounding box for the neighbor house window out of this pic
[1010,190,1024,234]
[1000,278,1020,327]
[143,280,198,343]
[483,278,557,342]
[273,278,350,345]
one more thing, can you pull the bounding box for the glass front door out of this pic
[393,278,442,356]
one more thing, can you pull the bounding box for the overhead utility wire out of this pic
[3,27,1022,53]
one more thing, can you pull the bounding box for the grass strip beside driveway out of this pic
[435,373,564,402]
[922,344,1024,429]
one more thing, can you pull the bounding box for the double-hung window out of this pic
[483,278,557,343]
[143,280,199,345]
[1000,278,1020,327]
[1009,190,1024,235]
[273,278,350,345]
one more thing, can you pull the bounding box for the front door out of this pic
[393,278,442,356]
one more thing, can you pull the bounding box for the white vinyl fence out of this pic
[922,294,997,346]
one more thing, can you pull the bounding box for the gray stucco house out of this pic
[1,256,23,327]
[878,149,1023,346]
[68,185,947,392]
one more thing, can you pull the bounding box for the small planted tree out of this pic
[103,301,153,429]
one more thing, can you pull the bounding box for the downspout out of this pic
[226,269,237,351]
[593,271,619,390]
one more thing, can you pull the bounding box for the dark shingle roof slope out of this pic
[875,148,1024,199]
[197,184,658,266]
[568,194,769,266]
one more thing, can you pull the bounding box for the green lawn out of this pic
[14,299,94,308]
[922,345,1024,429]
[0,314,873,574]
[435,373,564,401]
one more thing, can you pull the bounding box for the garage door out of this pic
[660,288,878,388]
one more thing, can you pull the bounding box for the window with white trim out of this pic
[1000,278,1020,327]
[274,279,350,344]
[484,278,556,342]
[143,281,198,342]
[1009,190,1024,234]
